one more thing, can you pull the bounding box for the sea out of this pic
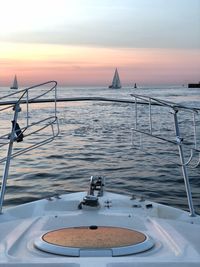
[0,84,200,214]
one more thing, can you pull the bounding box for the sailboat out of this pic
[109,68,121,89]
[10,75,18,89]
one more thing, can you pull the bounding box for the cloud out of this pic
[1,0,199,49]
[2,19,199,50]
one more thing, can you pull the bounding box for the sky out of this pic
[0,0,199,86]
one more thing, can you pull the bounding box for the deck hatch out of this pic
[34,226,154,256]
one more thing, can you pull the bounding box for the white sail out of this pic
[109,68,121,89]
[10,75,18,89]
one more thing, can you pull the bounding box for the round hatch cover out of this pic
[34,226,154,256]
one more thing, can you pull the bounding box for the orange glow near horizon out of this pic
[0,42,199,87]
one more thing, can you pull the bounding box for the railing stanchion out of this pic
[0,102,21,213]
[173,109,195,217]
[26,90,29,126]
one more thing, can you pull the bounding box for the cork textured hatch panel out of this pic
[42,226,146,248]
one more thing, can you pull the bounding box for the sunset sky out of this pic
[0,0,199,86]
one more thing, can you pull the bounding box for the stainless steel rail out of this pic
[130,94,199,217]
[0,96,200,111]
[0,81,59,213]
[0,86,199,216]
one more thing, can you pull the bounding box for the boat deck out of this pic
[0,191,200,266]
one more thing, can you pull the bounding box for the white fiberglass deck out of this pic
[0,191,200,266]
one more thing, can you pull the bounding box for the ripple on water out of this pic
[0,86,199,214]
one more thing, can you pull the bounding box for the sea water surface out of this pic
[0,85,200,214]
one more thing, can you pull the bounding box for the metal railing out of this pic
[0,91,199,216]
[0,81,59,213]
[130,93,200,217]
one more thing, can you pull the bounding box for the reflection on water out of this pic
[0,85,200,214]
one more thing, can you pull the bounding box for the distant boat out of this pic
[134,83,137,89]
[10,75,18,89]
[109,68,121,89]
[188,82,200,88]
